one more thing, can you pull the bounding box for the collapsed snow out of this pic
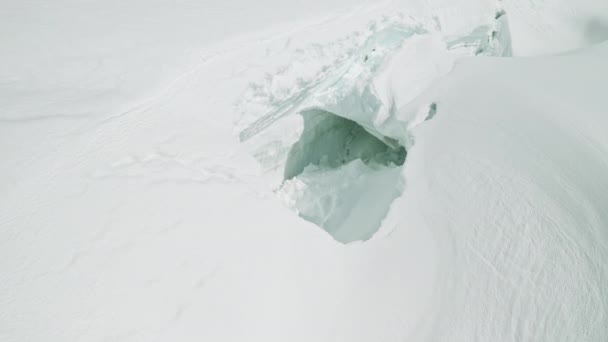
[239,11,511,242]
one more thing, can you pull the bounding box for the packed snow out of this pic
[1,0,608,341]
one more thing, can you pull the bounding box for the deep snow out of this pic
[2,0,608,341]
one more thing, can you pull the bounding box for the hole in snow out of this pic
[284,109,405,180]
[277,109,406,243]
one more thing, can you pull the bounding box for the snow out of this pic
[404,39,608,341]
[277,108,406,242]
[1,0,608,341]
[240,9,512,242]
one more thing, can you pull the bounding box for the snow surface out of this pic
[2,0,608,341]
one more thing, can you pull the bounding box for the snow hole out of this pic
[277,109,406,243]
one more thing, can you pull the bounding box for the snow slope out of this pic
[1,0,608,341]
[406,41,608,341]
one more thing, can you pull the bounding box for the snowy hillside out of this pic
[2,0,608,341]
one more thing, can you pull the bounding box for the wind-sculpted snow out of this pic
[238,11,511,242]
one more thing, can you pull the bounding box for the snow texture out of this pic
[2,0,608,341]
